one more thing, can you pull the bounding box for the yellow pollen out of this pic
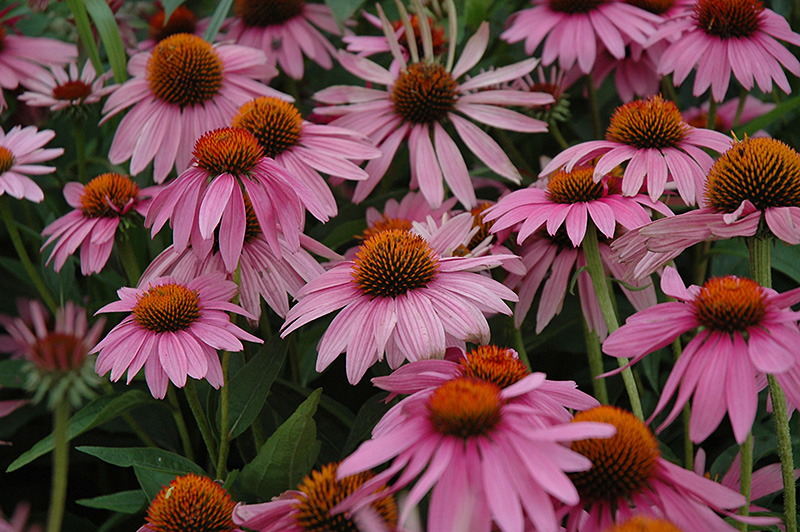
[692,276,766,332]
[80,173,140,218]
[0,146,14,174]
[292,463,398,532]
[52,80,93,102]
[147,34,223,107]
[549,0,606,13]
[608,516,684,532]
[704,136,800,213]
[232,97,303,159]
[546,166,606,204]
[235,0,305,27]
[695,0,763,38]
[625,0,676,14]
[352,229,439,299]
[391,63,458,124]
[606,95,687,149]
[132,283,201,333]
[145,473,236,532]
[357,217,413,242]
[193,127,264,176]
[428,378,503,438]
[569,406,660,505]
[148,6,198,42]
[459,345,530,388]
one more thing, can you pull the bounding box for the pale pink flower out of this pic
[92,273,262,399]
[0,15,77,110]
[18,61,115,111]
[225,0,340,80]
[0,125,64,203]
[603,267,800,444]
[500,0,661,74]
[336,370,615,532]
[564,405,757,532]
[540,95,732,206]
[145,127,327,273]
[281,228,518,384]
[314,21,553,208]
[653,0,800,101]
[0,502,42,532]
[101,33,286,183]
[591,42,664,102]
[41,173,155,275]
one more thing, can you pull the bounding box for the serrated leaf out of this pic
[220,340,288,440]
[342,392,391,456]
[161,0,187,20]
[7,390,153,472]
[84,0,128,83]
[0,359,27,388]
[204,0,234,42]
[236,389,322,500]
[76,490,147,514]
[76,446,205,475]
[325,0,367,27]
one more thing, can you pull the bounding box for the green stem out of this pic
[549,120,569,150]
[74,118,87,183]
[582,317,609,405]
[585,75,603,139]
[732,87,748,129]
[116,232,141,287]
[508,316,531,371]
[46,400,71,532]
[215,351,231,479]
[582,226,643,419]
[660,75,679,102]
[1,198,58,313]
[706,97,719,131]
[672,338,693,470]
[184,380,218,472]
[737,433,753,531]
[167,388,194,462]
[496,129,536,182]
[100,381,157,447]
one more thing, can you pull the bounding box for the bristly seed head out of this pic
[391,63,458,124]
[52,80,93,102]
[549,0,606,14]
[695,0,764,39]
[547,166,606,204]
[148,6,198,42]
[693,276,767,332]
[606,95,687,149]
[145,473,237,532]
[625,0,676,14]
[608,516,684,532]
[80,173,140,218]
[132,283,201,333]
[459,345,530,388]
[232,97,303,159]
[357,217,414,243]
[235,0,305,27]
[193,127,265,176]
[428,377,503,438]
[147,34,223,107]
[0,146,14,174]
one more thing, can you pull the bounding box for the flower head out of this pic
[603,267,800,443]
[281,228,519,384]
[314,15,553,208]
[92,273,262,399]
[0,125,64,203]
[42,173,155,275]
[19,61,115,112]
[654,0,800,101]
[139,473,240,532]
[565,405,750,532]
[607,516,684,531]
[102,33,286,183]
[225,0,341,80]
[233,462,398,532]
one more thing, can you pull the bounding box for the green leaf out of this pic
[235,389,322,500]
[221,340,288,440]
[76,490,147,514]
[204,0,234,42]
[465,0,494,29]
[342,392,391,456]
[76,446,205,475]
[161,0,187,20]
[84,0,128,83]
[325,0,367,28]
[7,390,153,472]
[133,463,191,501]
[734,93,800,137]
[64,0,103,75]
[0,359,27,388]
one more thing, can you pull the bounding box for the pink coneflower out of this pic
[500,0,661,74]
[18,61,115,112]
[41,173,155,275]
[101,33,286,183]
[314,19,553,208]
[683,95,776,133]
[281,228,518,384]
[602,267,800,444]
[231,96,381,219]
[92,273,262,399]
[138,473,242,532]
[564,406,751,532]
[233,462,399,532]
[135,5,200,51]
[0,11,77,109]
[225,0,340,80]
[0,125,64,203]
[541,95,732,206]
[146,127,327,273]
[613,136,800,280]
[653,0,800,102]
[0,299,105,407]
[336,369,615,532]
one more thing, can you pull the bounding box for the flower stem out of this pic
[549,120,569,150]
[167,388,194,462]
[581,226,643,419]
[184,380,218,472]
[46,400,71,532]
[732,87,748,129]
[706,97,719,131]
[585,75,603,139]
[0,198,58,313]
[738,432,753,531]
[215,351,231,479]
[115,232,141,287]
[582,318,609,405]
[508,316,531,371]
[672,337,693,470]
